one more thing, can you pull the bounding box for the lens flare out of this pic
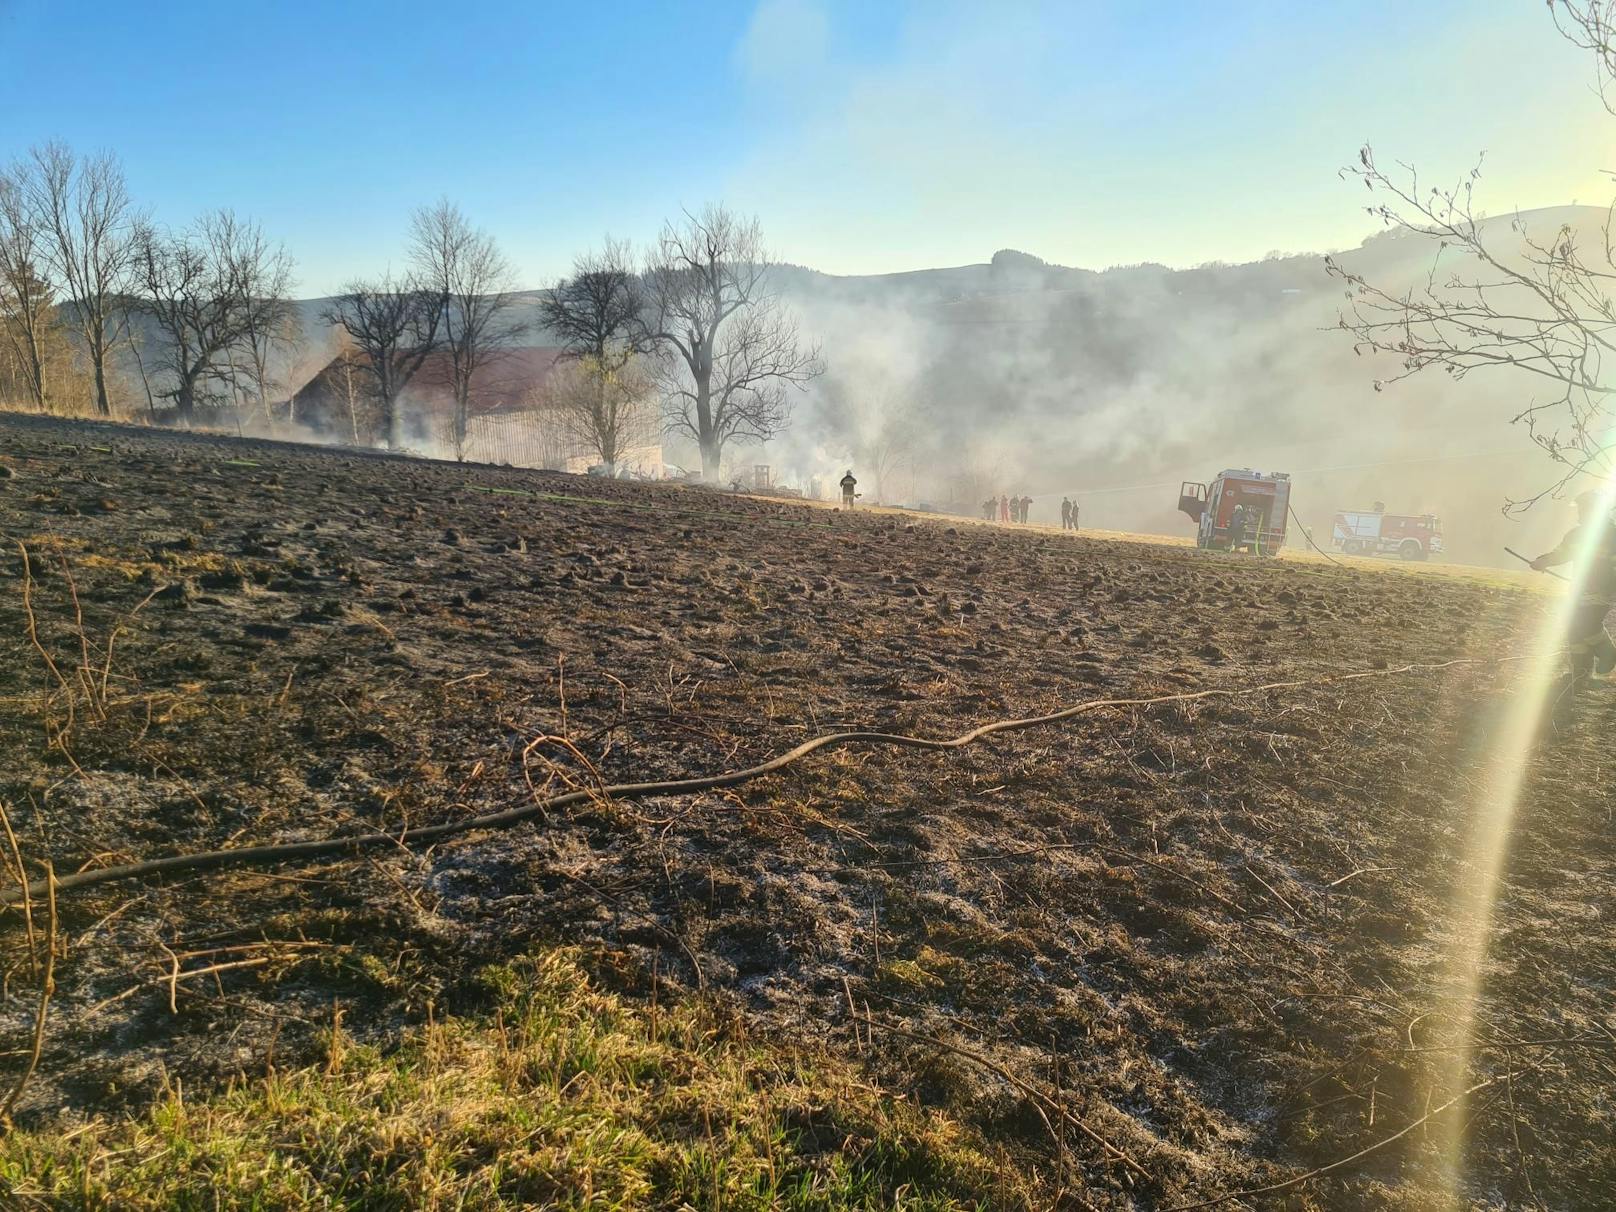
[1436,469,1616,1197]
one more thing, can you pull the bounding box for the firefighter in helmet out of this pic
[1228,502,1248,551]
[1530,488,1616,694]
[840,469,858,508]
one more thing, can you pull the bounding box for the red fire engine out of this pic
[1177,469,1291,554]
[1331,507,1442,561]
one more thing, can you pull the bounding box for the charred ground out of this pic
[0,412,1611,1209]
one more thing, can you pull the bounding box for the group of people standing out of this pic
[983,493,1035,523]
[977,493,1082,530]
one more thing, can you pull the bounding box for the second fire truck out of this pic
[1331,505,1443,561]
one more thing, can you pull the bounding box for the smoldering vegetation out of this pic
[776,211,1608,565]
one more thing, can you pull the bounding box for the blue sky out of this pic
[1,0,1608,293]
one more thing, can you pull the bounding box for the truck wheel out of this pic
[1399,539,1425,561]
[1343,539,1364,555]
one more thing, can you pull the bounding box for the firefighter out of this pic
[1228,502,1247,551]
[1060,497,1073,530]
[999,494,1010,523]
[840,469,858,508]
[1021,495,1034,524]
[1530,489,1616,693]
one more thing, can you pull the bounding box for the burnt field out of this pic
[0,411,1612,1209]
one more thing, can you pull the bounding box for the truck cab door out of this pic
[1178,481,1208,521]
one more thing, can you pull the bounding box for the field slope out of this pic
[0,413,1611,1209]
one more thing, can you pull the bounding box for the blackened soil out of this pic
[0,413,1611,1208]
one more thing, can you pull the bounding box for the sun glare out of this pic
[1437,467,1616,1196]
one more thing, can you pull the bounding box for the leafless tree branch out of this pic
[0,164,56,411]
[23,143,137,417]
[639,205,822,479]
[408,199,523,459]
[320,272,444,450]
[131,211,293,427]
[1328,136,1616,512]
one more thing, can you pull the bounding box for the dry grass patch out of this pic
[0,951,1022,1211]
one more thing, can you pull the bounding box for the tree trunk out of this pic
[694,362,718,480]
[455,385,469,460]
[700,434,722,481]
[597,372,617,470]
[175,376,195,427]
[92,354,110,417]
[384,394,400,450]
[24,332,46,411]
[340,364,357,442]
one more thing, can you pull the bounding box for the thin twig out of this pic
[1325,866,1393,888]
[17,543,66,692]
[1166,1074,1507,1210]
[84,952,322,1019]
[1,862,56,1124]
[853,1012,1148,1179]
[1243,862,1302,918]
[0,800,38,981]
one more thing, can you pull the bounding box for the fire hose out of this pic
[0,658,1494,907]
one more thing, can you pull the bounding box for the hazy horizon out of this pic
[6,0,1613,568]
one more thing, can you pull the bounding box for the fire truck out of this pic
[1331,508,1442,561]
[1177,469,1291,554]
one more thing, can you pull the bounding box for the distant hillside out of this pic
[767,205,1613,565]
[117,204,1608,565]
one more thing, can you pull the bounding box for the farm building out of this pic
[286,345,663,474]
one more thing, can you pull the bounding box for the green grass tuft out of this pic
[0,951,1021,1210]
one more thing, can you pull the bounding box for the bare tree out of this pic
[541,238,652,471]
[543,238,645,366]
[1554,0,1616,106]
[25,143,136,417]
[320,273,444,450]
[0,166,55,410]
[1328,2,1616,509]
[409,199,522,459]
[547,355,655,470]
[639,206,822,480]
[131,211,291,426]
[233,227,300,426]
[318,330,381,443]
